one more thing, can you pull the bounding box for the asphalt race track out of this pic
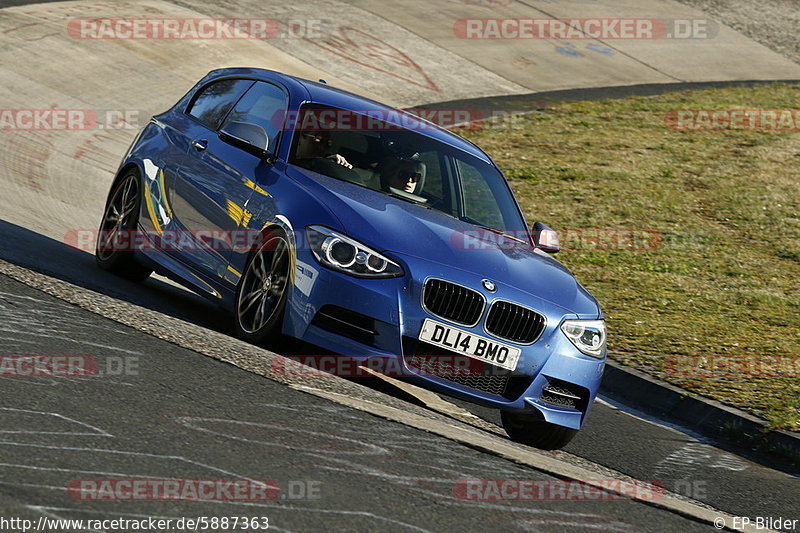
[0,273,723,532]
[0,0,798,532]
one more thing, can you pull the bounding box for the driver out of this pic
[379,158,425,194]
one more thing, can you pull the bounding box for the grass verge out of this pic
[457,83,800,431]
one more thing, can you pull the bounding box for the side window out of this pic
[456,158,506,230]
[221,81,288,153]
[187,78,254,130]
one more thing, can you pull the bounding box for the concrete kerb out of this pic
[409,80,800,129]
[601,359,800,469]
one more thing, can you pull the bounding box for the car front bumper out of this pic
[284,248,605,430]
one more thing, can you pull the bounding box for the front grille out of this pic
[540,378,589,412]
[311,305,377,346]
[402,337,532,400]
[423,279,484,326]
[485,301,546,344]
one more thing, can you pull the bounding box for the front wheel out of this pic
[95,170,152,282]
[501,411,578,450]
[234,232,291,344]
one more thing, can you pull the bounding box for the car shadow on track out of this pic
[0,219,232,332]
[0,219,398,357]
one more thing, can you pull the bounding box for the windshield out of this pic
[287,104,527,235]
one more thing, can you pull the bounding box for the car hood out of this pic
[287,166,600,316]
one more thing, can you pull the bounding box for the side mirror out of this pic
[219,121,271,159]
[532,222,560,254]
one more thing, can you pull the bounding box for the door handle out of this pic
[192,139,207,151]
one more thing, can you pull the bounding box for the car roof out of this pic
[206,67,491,163]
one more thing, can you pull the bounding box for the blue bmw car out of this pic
[96,67,606,449]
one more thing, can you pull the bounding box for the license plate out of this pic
[418,318,521,371]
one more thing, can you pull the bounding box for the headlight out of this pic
[560,319,606,358]
[307,226,403,278]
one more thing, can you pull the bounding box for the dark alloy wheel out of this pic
[234,232,291,344]
[95,170,152,282]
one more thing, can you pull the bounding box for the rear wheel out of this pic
[95,170,152,282]
[234,232,291,344]
[501,411,578,450]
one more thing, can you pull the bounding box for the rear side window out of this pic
[187,78,254,130]
[221,81,288,153]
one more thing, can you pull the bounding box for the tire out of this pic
[501,411,578,450]
[234,231,291,344]
[95,170,152,282]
